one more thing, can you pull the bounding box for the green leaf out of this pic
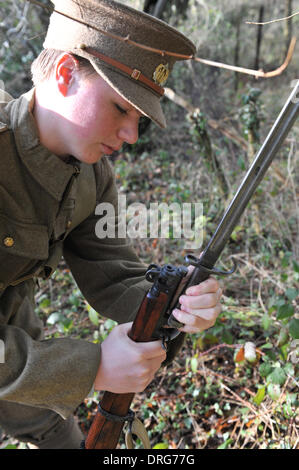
[47,312,63,325]
[88,307,99,326]
[284,363,294,376]
[285,288,298,301]
[183,417,193,429]
[61,317,73,328]
[279,343,288,361]
[231,225,243,240]
[292,260,299,273]
[277,303,294,320]
[267,383,281,401]
[261,342,273,349]
[104,319,117,331]
[39,297,51,309]
[69,291,80,307]
[253,386,266,406]
[289,318,299,339]
[281,253,291,268]
[277,327,289,347]
[268,367,287,386]
[259,362,273,377]
[153,442,169,449]
[2,444,18,449]
[190,357,198,373]
[221,329,234,344]
[262,313,271,330]
[218,438,233,449]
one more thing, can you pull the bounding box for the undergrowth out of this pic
[3,84,298,450]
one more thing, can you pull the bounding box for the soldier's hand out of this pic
[172,266,223,333]
[94,322,166,393]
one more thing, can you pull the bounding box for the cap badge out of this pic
[153,63,169,86]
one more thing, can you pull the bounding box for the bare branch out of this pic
[246,10,299,25]
[193,37,296,78]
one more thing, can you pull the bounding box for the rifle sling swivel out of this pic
[97,404,151,449]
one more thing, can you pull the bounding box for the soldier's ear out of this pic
[55,53,79,96]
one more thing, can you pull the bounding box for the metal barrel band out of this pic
[79,407,135,449]
[185,254,237,276]
[97,404,150,449]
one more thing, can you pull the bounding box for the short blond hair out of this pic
[31,48,95,85]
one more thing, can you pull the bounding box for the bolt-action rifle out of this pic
[82,82,299,449]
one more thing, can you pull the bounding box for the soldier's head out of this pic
[32,0,195,163]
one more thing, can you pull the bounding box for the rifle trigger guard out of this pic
[185,254,237,276]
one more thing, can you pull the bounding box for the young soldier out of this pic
[0,0,222,448]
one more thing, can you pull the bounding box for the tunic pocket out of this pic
[0,213,49,289]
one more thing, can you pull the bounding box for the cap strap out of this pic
[77,45,164,96]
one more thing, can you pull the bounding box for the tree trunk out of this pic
[284,0,293,57]
[254,6,264,70]
[153,0,168,18]
[234,17,241,91]
[144,0,189,21]
[143,0,157,14]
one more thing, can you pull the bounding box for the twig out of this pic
[230,254,285,291]
[230,416,241,443]
[220,383,259,416]
[233,419,246,448]
[257,278,267,315]
[185,404,203,448]
[246,11,299,25]
[287,373,299,388]
[197,342,241,360]
[197,362,241,386]
[221,383,278,441]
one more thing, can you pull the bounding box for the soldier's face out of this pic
[58,72,142,163]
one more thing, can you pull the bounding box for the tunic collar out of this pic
[6,88,79,201]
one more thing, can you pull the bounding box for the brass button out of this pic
[3,237,14,247]
[0,281,4,290]
[66,220,72,229]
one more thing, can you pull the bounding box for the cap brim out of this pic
[90,59,167,128]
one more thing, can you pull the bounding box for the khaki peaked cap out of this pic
[44,0,196,127]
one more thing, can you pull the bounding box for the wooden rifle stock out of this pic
[84,290,171,449]
[83,82,299,450]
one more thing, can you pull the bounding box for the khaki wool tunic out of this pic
[0,88,151,419]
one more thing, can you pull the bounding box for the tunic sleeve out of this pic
[63,157,151,323]
[0,280,101,419]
